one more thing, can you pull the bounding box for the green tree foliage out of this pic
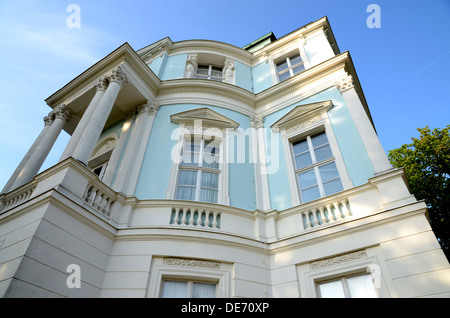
[388,125,450,261]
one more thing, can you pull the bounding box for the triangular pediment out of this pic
[271,100,333,131]
[170,107,239,129]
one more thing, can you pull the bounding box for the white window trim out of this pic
[281,114,352,206]
[195,64,223,81]
[147,257,231,298]
[167,124,230,205]
[296,247,397,298]
[268,41,311,84]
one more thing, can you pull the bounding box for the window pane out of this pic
[314,144,333,162]
[192,283,216,298]
[196,65,209,75]
[301,186,321,203]
[311,132,328,147]
[319,162,340,182]
[292,140,309,155]
[289,54,302,65]
[291,64,305,75]
[347,275,377,298]
[176,186,196,201]
[202,172,219,189]
[162,281,187,298]
[278,71,291,82]
[200,188,218,203]
[203,140,220,169]
[276,60,289,72]
[298,169,317,189]
[323,179,344,196]
[318,280,346,298]
[295,152,313,169]
[178,170,197,186]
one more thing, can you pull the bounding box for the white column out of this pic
[59,77,108,162]
[336,75,392,174]
[2,116,53,193]
[72,66,128,165]
[101,111,135,185]
[12,105,71,189]
[111,101,159,195]
[250,115,271,211]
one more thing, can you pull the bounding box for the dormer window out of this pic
[276,53,305,82]
[195,64,223,81]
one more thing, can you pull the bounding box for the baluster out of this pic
[98,196,108,213]
[304,211,312,229]
[181,208,188,225]
[86,187,97,205]
[204,210,211,228]
[312,208,320,226]
[188,208,196,226]
[212,211,218,229]
[325,204,335,222]
[93,192,103,209]
[341,199,351,217]
[173,208,180,225]
[333,202,343,220]
[318,206,327,224]
[196,210,204,226]
[104,199,113,216]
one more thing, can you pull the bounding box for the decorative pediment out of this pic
[270,100,333,132]
[170,107,239,129]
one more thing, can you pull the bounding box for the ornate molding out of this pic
[164,257,220,269]
[309,250,367,270]
[250,115,264,129]
[137,101,159,116]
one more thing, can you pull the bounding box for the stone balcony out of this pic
[0,157,423,244]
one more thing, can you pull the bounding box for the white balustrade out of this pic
[171,207,220,229]
[0,183,36,213]
[83,184,114,217]
[301,198,351,230]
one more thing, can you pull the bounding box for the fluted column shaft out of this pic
[72,67,128,165]
[59,77,108,162]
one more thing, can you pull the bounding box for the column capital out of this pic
[334,74,355,93]
[95,76,108,92]
[43,115,54,126]
[108,66,129,87]
[51,104,72,122]
[137,101,159,116]
[250,115,264,129]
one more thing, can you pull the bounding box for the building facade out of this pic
[1,17,449,298]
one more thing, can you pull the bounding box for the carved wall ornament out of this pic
[223,58,235,84]
[309,250,367,270]
[335,74,354,93]
[185,54,198,78]
[164,257,221,269]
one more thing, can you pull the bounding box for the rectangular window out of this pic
[276,53,305,82]
[292,132,343,203]
[195,65,223,81]
[176,137,220,204]
[161,280,216,298]
[92,162,109,180]
[317,274,377,298]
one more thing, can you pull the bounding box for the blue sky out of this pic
[1,0,449,189]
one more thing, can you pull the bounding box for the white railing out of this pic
[300,198,351,230]
[83,183,115,217]
[0,182,36,213]
[170,207,221,229]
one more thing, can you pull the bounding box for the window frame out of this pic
[275,53,305,82]
[176,136,221,204]
[161,279,217,298]
[195,64,223,81]
[168,125,230,205]
[290,131,343,203]
[279,117,352,207]
[316,273,378,298]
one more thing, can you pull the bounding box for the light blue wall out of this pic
[134,104,257,211]
[252,62,274,93]
[234,61,253,92]
[263,87,375,211]
[160,54,187,80]
[148,54,166,77]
